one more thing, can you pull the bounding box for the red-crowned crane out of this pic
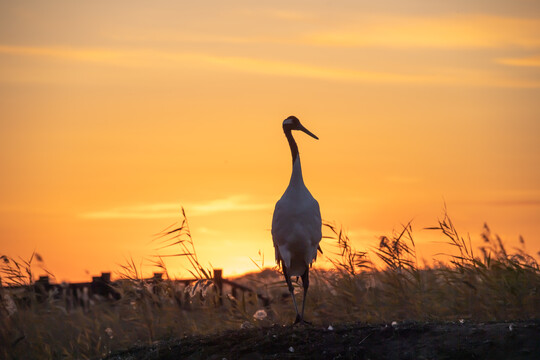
[272,115,322,324]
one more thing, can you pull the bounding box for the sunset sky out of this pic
[1,1,539,282]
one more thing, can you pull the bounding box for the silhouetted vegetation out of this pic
[1,208,538,359]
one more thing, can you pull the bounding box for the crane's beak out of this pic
[299,125,319,140]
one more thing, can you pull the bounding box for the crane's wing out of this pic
[271,194,322,274]
[271,199,287,266]
[307,198,323,262]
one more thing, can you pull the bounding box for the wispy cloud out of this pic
[189,195,271,215]
[496,55,540,67]
[0,44,408,82]
[80,195,271,220]
[81,203,181,220]
[261,9,317,21]
[2,45,539,88]
[0,45,125,64]
[306,15,540,49]
[0,44,431,85]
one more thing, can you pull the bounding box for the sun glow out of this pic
[1,1,539,282]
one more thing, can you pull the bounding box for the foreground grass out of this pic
[1,209,539,359]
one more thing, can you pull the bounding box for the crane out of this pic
[271,115,322,324]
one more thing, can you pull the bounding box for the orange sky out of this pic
[1,1,539,282]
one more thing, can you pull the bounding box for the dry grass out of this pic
[1,208,539,359]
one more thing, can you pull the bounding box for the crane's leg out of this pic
[282,266,301,323]
[297,269,312,325]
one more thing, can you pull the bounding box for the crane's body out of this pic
[272,158,321,276]
[271,115,322,324]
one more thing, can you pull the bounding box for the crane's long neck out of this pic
[285,129,304,186]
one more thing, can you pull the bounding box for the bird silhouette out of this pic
[272,115,322,324]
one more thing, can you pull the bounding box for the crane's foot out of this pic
[293,315,312,326]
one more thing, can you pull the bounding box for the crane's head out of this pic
[283,116,319,140]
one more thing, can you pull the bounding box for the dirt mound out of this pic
[106,321,540,360]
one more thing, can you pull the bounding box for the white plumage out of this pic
[271,115,322,324]
[272,159,321,276]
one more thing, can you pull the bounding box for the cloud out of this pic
[203,55,540,88]
[0,45,125,64]
[306,15,540,49]
[80,195,271,219]
[2,44,540,88]
[262,9,317,21]
[188,195,271,215]
[0,44,437,85]
[0,44,403,82]
[496,55,540,67]
[80,203,181,219]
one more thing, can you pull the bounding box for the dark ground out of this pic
[106,321,540,360]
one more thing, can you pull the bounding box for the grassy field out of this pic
[1,209,539,359]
